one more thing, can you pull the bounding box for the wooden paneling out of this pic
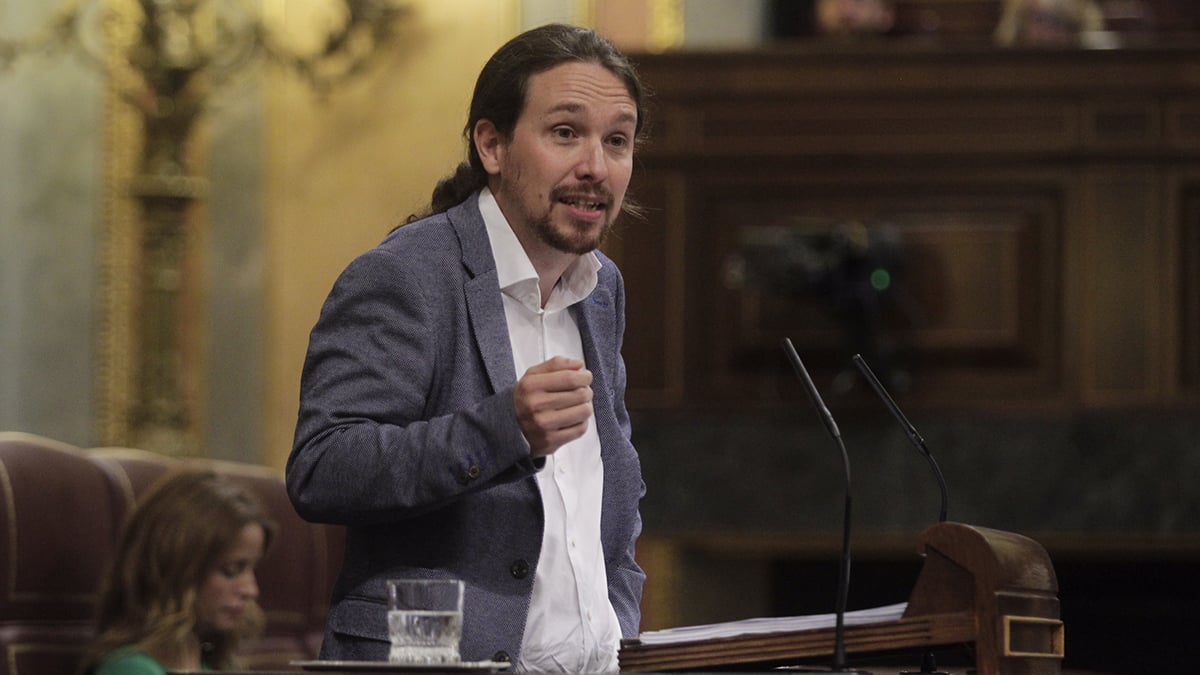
[1079,168,1165,405]
[605,45,1200,411]
[1167,98,1200,148]
[610,173,688,406]
[692,98,1079,156]
[671,172,1064,405]
[1180,180,1200,399]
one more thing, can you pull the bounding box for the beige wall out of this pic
[262,1,521,469]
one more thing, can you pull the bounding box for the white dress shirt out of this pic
[479,189,622,673]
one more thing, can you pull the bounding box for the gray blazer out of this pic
[287,194,646,665]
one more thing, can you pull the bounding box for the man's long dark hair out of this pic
[410,23,649,223]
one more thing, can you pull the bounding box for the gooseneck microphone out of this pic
[782,339,871,675]
[851,354,948,523]
[852,353,951,675]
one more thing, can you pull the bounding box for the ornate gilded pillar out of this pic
[5,0,411,455]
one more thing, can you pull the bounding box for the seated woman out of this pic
[79,468,276,674]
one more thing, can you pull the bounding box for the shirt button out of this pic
[510,559,530,579]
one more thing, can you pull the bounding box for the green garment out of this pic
[91,649,212,675]
[92,650,167,675]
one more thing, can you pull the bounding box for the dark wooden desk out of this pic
[621,523,1061,675]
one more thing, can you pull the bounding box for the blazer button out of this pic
[492,650,511,664]
[463,464,481,481]
[510,559,529,579]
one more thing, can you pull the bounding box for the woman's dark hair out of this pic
[418,23,649,220]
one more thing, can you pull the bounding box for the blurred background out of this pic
[4,1,1200,672]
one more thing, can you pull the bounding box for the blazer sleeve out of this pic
[286,246,538,525]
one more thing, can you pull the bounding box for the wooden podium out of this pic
[619,523,1063,674]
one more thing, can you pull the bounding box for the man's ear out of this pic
[474,119,504,175]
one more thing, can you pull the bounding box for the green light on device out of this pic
[870,268,891,291]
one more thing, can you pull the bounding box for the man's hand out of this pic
[513,356,594,458]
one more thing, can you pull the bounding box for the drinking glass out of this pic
[387,578,464,664]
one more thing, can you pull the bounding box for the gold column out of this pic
[97,71,138,448]
[96,0,211,455]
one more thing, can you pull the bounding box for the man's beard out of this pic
[506,177,619,255]
[529,210,615,255]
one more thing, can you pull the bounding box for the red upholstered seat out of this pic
[0,433,342,673]
[0,433,128,675]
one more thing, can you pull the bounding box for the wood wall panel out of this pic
[668,173,1064,406]
[612,46,1200,412]
[693,99,1079,156]
[1179,182,1200,398]
[901,217,1024,349]
[1084,100,1161,149]
[604,173,688,406]
[1079,169,1164,405]
[1166,99,1200,149]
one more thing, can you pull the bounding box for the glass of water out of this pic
[387,578,464,664]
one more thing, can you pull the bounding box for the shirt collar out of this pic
[478,188,600,311]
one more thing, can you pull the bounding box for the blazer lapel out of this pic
[449,197,517,393]
[574,283,616,424]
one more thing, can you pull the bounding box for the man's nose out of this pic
[574,138,608,182]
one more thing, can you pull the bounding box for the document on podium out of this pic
[633,602,908,645]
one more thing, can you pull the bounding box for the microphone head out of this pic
[783,339,841,439]
[852,353,948,523]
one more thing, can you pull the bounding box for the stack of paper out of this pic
[634,602,909,645]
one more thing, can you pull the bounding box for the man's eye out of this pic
[553,127,575,139]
